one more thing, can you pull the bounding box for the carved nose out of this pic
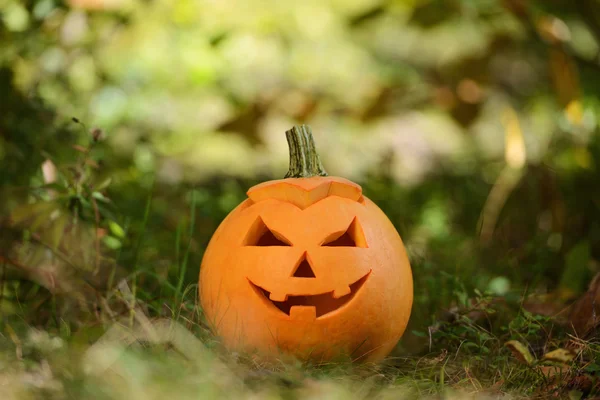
[292,253,316,278]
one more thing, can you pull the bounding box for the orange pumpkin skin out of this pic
[200,126,412,363]
[199,174,413,363]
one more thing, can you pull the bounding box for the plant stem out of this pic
[284,125,328,178]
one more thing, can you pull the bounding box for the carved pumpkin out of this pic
[199,125,413,363]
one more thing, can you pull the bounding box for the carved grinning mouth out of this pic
[248,272,370,319]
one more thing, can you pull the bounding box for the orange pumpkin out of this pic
[199,125,413,363]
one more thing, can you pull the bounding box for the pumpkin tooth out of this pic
[290,306,316,321]
[269,292,288,302]
[332,286,351,299]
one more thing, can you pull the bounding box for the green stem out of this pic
[284,125,328,178]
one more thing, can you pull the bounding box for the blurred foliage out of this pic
[2,1,600,395]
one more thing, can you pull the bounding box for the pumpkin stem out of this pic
[285,125,328,178]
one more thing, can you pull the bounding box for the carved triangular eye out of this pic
[324,232,356,247]
[244,217,291,246]
[322,217,367,248]
[256,230,290,246]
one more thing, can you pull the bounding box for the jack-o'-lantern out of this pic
[199,125,413,363]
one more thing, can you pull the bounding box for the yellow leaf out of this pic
[565,100,583,126]
[505,340,535,365]
[502,108,526,169]
[542,348,575,364]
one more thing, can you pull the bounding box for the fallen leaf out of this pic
[568,272,600,337]
[505,340,535,365]
[538,364,570,379]
[567,375,593,397]
[542,348,576,364]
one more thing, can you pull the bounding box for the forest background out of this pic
[2,0,600,398]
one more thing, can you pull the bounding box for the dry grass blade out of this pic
[83,318,229,377]
[478,107,526,244]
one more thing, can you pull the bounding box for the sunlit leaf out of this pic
[537,16,571,44]
[92,192,110,203]
[541,348,575,364]
[488,276,510,296]
[502,107,526,169]
[102,236,122,250]
[108,221,125,239]
[565,100,583,127]
[504,340,535,365]
[3,2,30,32]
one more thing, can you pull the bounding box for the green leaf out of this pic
[108,221,125,239]
[488,276,511,295]
[92,191,110,203]
[102,236,122,250]
[584,363,600,373]
[94,177,112,191]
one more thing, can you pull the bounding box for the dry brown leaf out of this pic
[568,272,600,337]
[566,374,594,396]
[537,364,570,380]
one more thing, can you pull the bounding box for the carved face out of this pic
[200,176,413,363]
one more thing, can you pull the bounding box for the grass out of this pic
[1,136,600,400]
[2,286,595,400]
[1,235,597,400]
